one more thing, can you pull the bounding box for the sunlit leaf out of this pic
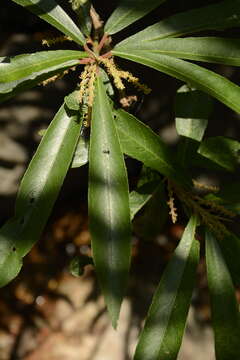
[114,108,192,188]
[115,0,240,49]
[11,0,85,45]
[206,230,240,360]
[0,50,86,83]
[0,104,81,287]
[89,76,131,328]
[134,216,199,360]
[113,50,240,114]
[105,0,166,35]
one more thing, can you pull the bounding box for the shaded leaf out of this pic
[114,108,192,188]
[89,76,131,328]
[134,216,199,360]
[113,50,240,114]
[198,136,240,172]
[71,133,89,168]
[11,0,85,45]
[206,230,240,360]
[105,0,166,35]
[0,50,86,83]
[0,104,81,287]
[115,0,240,49]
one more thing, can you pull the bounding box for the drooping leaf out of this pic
[104,0,166,35]
[0,104,81,287]
[198,136,240,172]
[89,76,131,328]
[11,0,85,45]
[113,50,240,114]
[0,50,86,83]
[115,0,240,49]
[175,85,212,167]
[216,233,240,286]
[114,108,192,188]
[206,230,240,360]
[70,0,92,36]
[134,216,199,360]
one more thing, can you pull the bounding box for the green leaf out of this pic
[104,0,166,35]
[206,230,240,360]
[114,108,192,188]
[134,216,199,360]
[217,233,240,286]
[89,76,131,328]
[70,0,92,36]
[0,50,87,83]
[64,90,80,111]
[0,104,81,287]
[11,0,85,45]
[115,0,240,49]
[117,38,240,67]
[175,85,212,142]
[175,85,212,168]
[71,133,89,168]
[113,50,240,114]
[198,136,240,172]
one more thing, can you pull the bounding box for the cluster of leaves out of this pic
[1,0,240,358]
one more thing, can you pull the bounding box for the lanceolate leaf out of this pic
[117,37,240,67]
[89,76,131,328]
[113,51,240,114]
[0,104,81,287]
[104,0,166,35]
[71,134,89,168]
[115,0,240,49]
[0,50,87,83]
[134,216,199,360]
[114,108,192,188]
[11,0,85,45]
[206,230,240,360]
[175,85,212,167]
[198,136,240,172]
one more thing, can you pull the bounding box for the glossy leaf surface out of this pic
[134,216,199,360]
[0,104,81,287]
[0,50,86,83]
[105,0,166,35]
[114,108,192,188]
[113,51,240,114]
[115,0,240,49]
[89,76,131,328]
[206,230,240,360]
[11,0,85,45]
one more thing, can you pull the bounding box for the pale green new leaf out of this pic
[0,104,81,287]
[71,134,89,168]
[105,0,166,35]
[0,50,87,83]
[115,0,240,49]
[89,76,131,328]
[113,50,240,114]
[114,108,192,188]
[134,216,199,360]
[206,230,240,360]
[11,0,85,45]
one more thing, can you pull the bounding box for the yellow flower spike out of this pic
[42,35,72,47]
[167,181,178,224]
[98,57,125,90]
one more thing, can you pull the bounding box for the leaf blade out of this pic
[113,50,240,114]
[0,104,81,287]
[206,230,240,360]
[105,0,166,35]
[115,0,240,49]
[0,50,87,83]
[134,216,199,360]
[11,0,85,45]
[89,76,131,328]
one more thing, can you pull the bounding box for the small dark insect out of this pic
[103,150,110,154]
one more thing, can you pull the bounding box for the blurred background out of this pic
[0,0,240,359]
